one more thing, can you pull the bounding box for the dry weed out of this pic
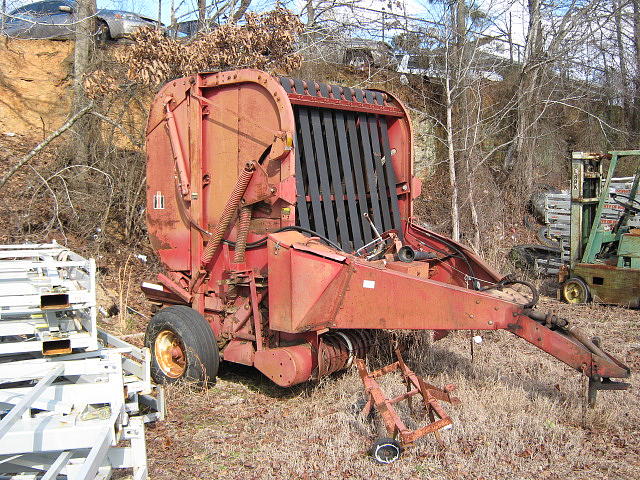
[145,298,639,480]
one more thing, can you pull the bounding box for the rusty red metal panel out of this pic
[254,344,314,386]
[222,340,255,366]
[146,70,297,286]
[287,92,405,117]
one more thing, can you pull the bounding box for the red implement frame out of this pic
[357,349,460,447]
[143,69,630,418]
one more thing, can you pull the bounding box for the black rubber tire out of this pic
[371,437,402,464]
[96,20,110,43]
[561,277,591,304]
[145,305,219,385]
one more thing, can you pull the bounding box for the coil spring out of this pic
[233,206,252,263]
[201,163,255,265]
[317,330,375,378]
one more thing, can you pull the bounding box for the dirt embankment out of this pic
[0,38,74,135]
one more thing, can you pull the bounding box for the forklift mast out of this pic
[569,152,605,269]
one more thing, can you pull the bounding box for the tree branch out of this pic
[0,102,94,191]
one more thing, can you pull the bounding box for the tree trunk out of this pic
[306,0,315,28]
[198,0,206,31]
[632,0,640,131]
[73,0,96,165]
[170,0,176,37]
[1,0,6,38]
[504,0,543,195]
[615,0,630,131]
[446,77,460,242]
[230,0,251,22]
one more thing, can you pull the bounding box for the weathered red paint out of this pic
[144,69,630,399]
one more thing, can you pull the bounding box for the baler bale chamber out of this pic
[142,69,630,461]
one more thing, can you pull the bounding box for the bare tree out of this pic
[198,0,206,30]
[73,0,97,164]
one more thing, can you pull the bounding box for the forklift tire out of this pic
[371,437,402,464]
[145,305,219,385]
[561,277,591,304]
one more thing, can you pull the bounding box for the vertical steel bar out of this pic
[249,272,264,351]
[308,82,338,242]
[354,88,384,234]
[343,88,373,244]
[366,108,393,232]
[280,78,310,229]
[318,83,350,250]
[294,79,326,236]
[189,81,205,312]
[379,118,403,236]
[332,85,364,250]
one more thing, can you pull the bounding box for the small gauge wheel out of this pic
[561,277,590,304]
[371,437,402,464]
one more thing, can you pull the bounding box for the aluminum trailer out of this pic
[0,244,163,479]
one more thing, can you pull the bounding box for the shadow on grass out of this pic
[217,361,316,399]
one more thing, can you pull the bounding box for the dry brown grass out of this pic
[145,298,639,480]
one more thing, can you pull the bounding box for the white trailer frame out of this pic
[0,244,164,480]
[0,243,97,356]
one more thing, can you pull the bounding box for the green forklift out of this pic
[560,150,640,306]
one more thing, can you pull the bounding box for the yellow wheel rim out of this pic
[155,330,187,378]
[563,281,587,304]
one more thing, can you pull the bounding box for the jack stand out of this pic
[356,348,460,464]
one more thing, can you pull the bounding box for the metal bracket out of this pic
[356,348,460,448]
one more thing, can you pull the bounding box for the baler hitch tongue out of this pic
[520,309,631,406]
[356,349,460,464]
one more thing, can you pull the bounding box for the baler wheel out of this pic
[145,306,219,385]
[561,277,590,304]
[370,438,402,464]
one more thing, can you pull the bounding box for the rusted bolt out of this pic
[494,306,499,311]
[475,300,480,304]
[270,187,276,194]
